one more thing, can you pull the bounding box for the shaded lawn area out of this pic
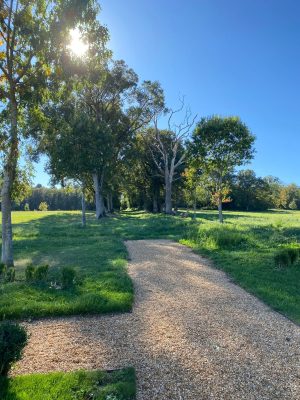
[0,211,189,319]
[0,368,135,400]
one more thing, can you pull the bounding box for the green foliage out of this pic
[61,266,76,289]
[0,264,6,277]
[274,247,299,268]
[38,202,48,211]
[24,203,30,211]
[25,264,35,282]
[25,264,49,283]
[274,250,291,268]
[0,368,136,400]
[5,268,15,283]
[189,116,255,220]
[0,322,27,376]
[34,265,49,281]
[187,223,248,250]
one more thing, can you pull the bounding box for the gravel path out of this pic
[14,240,300,399]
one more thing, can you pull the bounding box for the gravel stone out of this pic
[14,240,300,399]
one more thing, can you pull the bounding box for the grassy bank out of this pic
[0,368,135,400]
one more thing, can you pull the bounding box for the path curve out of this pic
[15,240,300,399]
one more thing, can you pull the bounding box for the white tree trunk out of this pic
[165,175,172,214]
[81,187,86,227]
[1,96,18,266]
[92,172,105,219]
[1,170,14,266]
[218,197,223,223]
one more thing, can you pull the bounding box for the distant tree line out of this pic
[9,172,300,213]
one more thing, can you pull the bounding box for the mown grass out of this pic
[180,209,300,323]
[0,211,188,319]
[0,209,299,323]
[0,368,136,400]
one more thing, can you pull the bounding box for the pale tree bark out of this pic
[218,196,224,223]
[1,95,18,266]
[164,171,173,214]
[81,186,86,227]
[150,99,197,215]
[92,172,106,219]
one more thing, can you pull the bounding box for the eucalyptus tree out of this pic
[76,60,165,218]
[189,116,255,223]
[0,0,104,265]
[150,101,197,214]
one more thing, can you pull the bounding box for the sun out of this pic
[68,28,88,57]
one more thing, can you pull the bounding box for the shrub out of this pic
[24,203,30,211]
[0,322,27,375]
[274,247,300,268]
[61,266,76,289]
[6,267,15,282]
[0,263,6,277]
[25,264,35,282]
[285,248,299,265]
[38,202,48,211]
[34,265,49,281]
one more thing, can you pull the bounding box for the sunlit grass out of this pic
[0,368,136,400]
[0,209,299,323]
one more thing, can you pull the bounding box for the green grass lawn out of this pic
[0,368,136,400]
[0,211,188,319]
[180,209,300,324]
[0,209,299,323]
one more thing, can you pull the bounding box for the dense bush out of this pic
[38,201,48,211]
[0,264,6,279]
[34,265,49,281]
[25,264,49,282]
[25,264,35,282]
[61,267,76,289]
[6,268,15,282]
[0,322,27,375]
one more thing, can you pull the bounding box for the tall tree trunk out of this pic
[153,195,158,213]
[218,197,223,223]
[165,177,172,214]
[92,172,106,219]
[193,190,197,220]
[1,96,18,266]
[109,193,113,212]
[81,186,86,227]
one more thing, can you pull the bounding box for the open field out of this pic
[0,209,299,323]
[0,368,135,400]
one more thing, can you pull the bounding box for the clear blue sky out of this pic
[34,0,300,185]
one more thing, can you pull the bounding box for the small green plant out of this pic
[24,203,30,211]
[0,322,27,375]
[34,265,49,281]
[38,201,48,211]
[25,264,35,282]
[61,266,76,289]
[285,248,299,265]
[0,264,6,278]
[274,247,299,268]
[6,267,15,282]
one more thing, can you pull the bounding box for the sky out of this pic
[34,0,300,185]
